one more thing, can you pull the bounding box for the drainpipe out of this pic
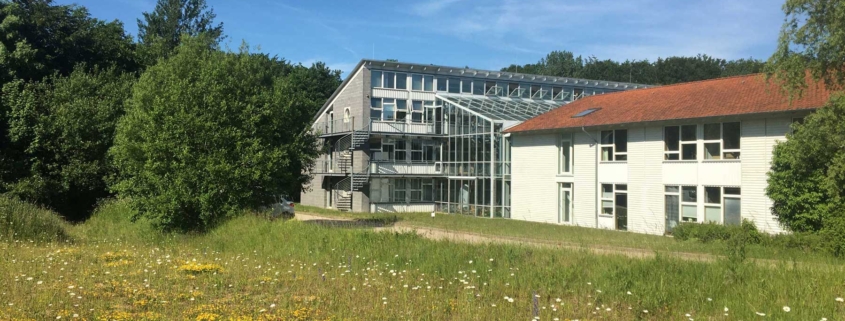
[581,126,599,228]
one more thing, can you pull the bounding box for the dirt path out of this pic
[294,213,717,263]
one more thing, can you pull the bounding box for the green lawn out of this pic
[297,205,841,264]
[3,199,845,320]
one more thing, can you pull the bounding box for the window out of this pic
[343,108,350,123]
[573,88,584,99]
[601,184,627,231]
[461,79,472,93]
[521,84,530,98]
[448,78,460,93]
[423,76,434,91]
[396,99,407,122]
[552,87,564,100]
[665,186,680,233]
[370,98,382,120]
[436,77,447,91]
[703,122,741,160]
[530,85,541,98]
[485,81,499,96]
[409,179,422,202]
[381,140,394,161]
[665,125,697,160]
[393,179,406,202]
[411,101,424,123]
[395,140,407,161]
[558,183,573,223]
[558,134,573,174]
[395,73,407,90]
[600,130,627,161]
[423,141,440,162]
[372,70,383,88]
[681,186,697,222]
[704,187,742,225]
[472,80,485,95]
[423,180,434,201]
[508,83,520,97]
[383,72,395,89]
[411,140,423,162]
[370,138,383,161]
[411,74,423,91]
[572,108,600,118]
[383,98,396,121]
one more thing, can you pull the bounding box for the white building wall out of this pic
[510,133,559,223]
[510,117,795,235]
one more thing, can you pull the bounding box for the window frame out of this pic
[702,186,742,225]
[371,70,383,88]
[600,184,627,230]
[411,74,423,91]
[558,182,573,223]
[558,134,573,175]
[393,179,407,203]
[600,130,627,161]
[664,125,698,160]
[670,185,698,222]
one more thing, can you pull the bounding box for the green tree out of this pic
[0,0,138,84]
[1,67,134,221]
[136,0,224,65]
[766,0,845,254]
[110,38,322,231]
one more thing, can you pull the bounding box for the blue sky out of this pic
[57,0,786,76]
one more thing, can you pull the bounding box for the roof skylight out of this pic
[572,108,601,118]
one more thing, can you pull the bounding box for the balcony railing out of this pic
[314,117,365,136]
[369,161,441,175]
[310,160,351,175]
[371,121,443,135]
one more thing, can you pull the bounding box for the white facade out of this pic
[510,116,799,235]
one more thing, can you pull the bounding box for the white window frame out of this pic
[370,98,382,121]
[448,77,461,93]
[558,183,573,223]
[411,74,423,91]
[664,125,697,160]
[371,70,383,88]
[394,139,407,162]
[422,179,434,202]
[461,78,472,93]
[411,100,425,123]
[382,71,396,89]
[423,75,434,92]
[410,140,423,162]
[600,184,627,230]
[681,185,698,222]
[381,139,395,161]
[703,186,742,224]
[343,107,350,123]
[393,179,406,203]
[558,134,573,175]
[703,122,741,160]
[409,178,422,202]
[436,77,447,91]
[395,99,408,123]
[600,130,627,161]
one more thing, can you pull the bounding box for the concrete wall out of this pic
[510,117,793,235]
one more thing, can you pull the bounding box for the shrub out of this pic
[672,220,762,244]
[110,37,325,232]
[0,194,69,242]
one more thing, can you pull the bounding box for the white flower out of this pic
[783,306,790,312]
[270,304,276,308]
[468,260,473,264]
[382,297,387,300]
[555,298,561,302]
[685,314,691,317]
[836,297,844,302]
[491,304,496,307]
[626,291,632,295]
[707,298,712,302]
[36,281,43,285]
[724,307,729,312]
[489,258,494,262]
[643,310,648,313]
[507,298,514,303]
[756,312,766,316]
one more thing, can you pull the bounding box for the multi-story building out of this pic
[505,74,832,234]
[301,59,647,215]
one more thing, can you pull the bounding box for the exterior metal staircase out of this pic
[332,121,371,212]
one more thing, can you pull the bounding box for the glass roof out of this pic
[436,93,565,121]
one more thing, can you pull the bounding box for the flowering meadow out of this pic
[2,199,845,320]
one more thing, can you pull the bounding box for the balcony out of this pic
[370,161,442,176]
[371,120,443,136]
[310,160,351,175]
[314,117,365,137]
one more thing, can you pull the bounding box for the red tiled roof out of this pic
[505,74,834,133]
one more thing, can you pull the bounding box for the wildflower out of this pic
[507,298,514,303]
[489,258,494,262]
[836,297,844,303]
[468,260,473,264]
[491,304,496,307]
[37,281,43,285]
[724,307,729,312]
[707,298,712,301]
[555,298,561,302]
[756,312,766,316]
[643,310,648,313]
[270,304,276,308]
[626,291,631,295]
[783,306,790,312]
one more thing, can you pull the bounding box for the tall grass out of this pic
[0,194,69,242]
[3,205,844,320]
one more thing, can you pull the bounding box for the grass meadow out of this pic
[1,198,845,320]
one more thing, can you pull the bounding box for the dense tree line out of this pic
[502,51,765,85]
[0,0,340,228]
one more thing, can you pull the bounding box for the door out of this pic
[559,183,572,223]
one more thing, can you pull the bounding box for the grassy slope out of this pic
[1,200,844,320]
[297,205,840,263]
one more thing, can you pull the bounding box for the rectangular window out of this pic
[423,141,439,162]
[396,100,407,122]
[559,183,572,223]
[573,88,584,99]
[409,179,422,202]
[665,186,680,233]
[423,76,434,91]
[393,179,406,203]
[521,84,531,98]
[382,141,395,161]
[461,79,472,93]
[395,140,407,162]
[508,83,520,97]
[383,72,395,89]
[422,179,434,201]
[370,98,382,120]
[448,78,460,93]
[485,81,498,95]
[702,186,742,225]
[664,126,680,160]
[703,122,741,160]
[411,74,423,91]
[371,70,383,88]
[530,85,541,97]
[411,101,424,123]
[411,140,423,162]
[681,186,697,222]
[600,130,627,161]
[601,184,627,231]
[472,80,485,95]
[723,122,741,159]
[382,98,395,121]
[436,77,447,91]
[672,125,697,160]
[559,134,573,174]
[552,87,564,100]
[395,73,407,90]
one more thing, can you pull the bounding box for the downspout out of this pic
[581,126,599,228]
